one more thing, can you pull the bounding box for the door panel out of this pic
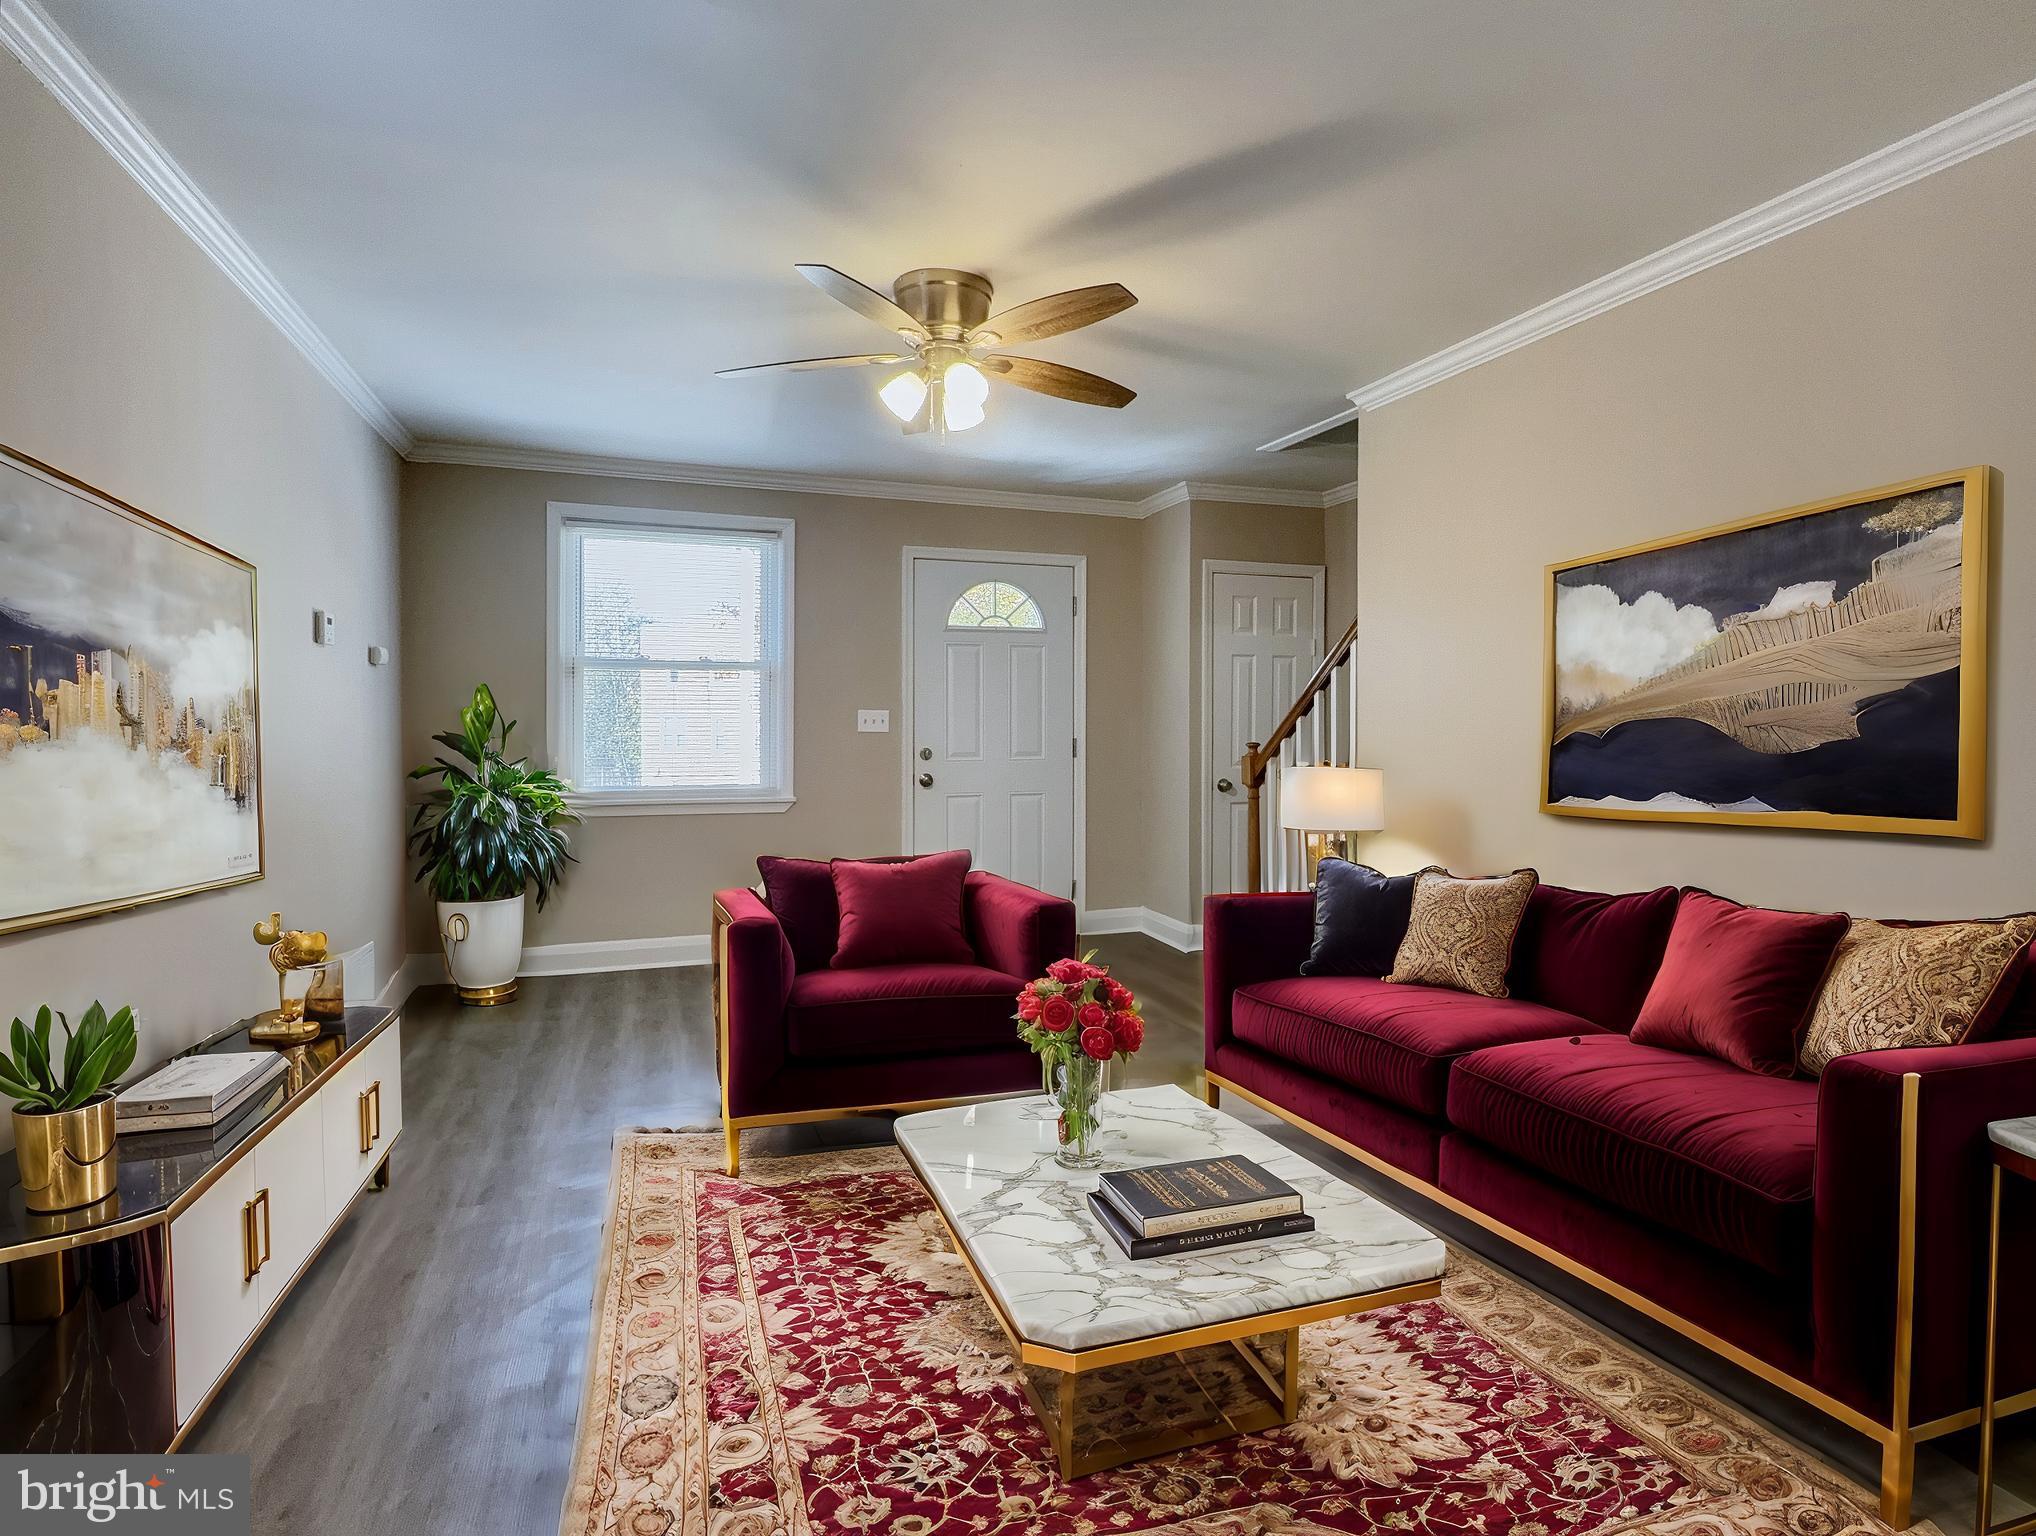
[171,1157,262,1425]
[254,1096,327,1307]
[1207,570,1320,898]
[911,559,1076,899]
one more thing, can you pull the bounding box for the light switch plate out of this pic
[857,709,890,733]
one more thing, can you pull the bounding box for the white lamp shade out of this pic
[1280,766,1385,833]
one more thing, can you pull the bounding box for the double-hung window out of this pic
[550,504,794,813]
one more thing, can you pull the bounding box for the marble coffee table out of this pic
[894,1082,1446,1477]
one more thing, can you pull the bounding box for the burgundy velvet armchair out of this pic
[712,868,1077,1174]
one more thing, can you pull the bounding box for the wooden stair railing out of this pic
[1242,612,1359,893]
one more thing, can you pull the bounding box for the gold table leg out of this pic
[1979,1159,2036,1536]
[1019,1327,1303,1480]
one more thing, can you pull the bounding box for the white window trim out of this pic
[546,501,795,816]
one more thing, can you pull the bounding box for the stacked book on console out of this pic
[1088,1155,1311,1259]
[115,1051,289,1134]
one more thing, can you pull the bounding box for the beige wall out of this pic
[399,462,1167,947]
[1356,134,2035,915]
[1324,496,1359,640]
[1137,502,1194,924]
[0,58,407,1138]
[1177,498,1328,921]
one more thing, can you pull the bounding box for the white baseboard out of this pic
[378,953,441,1011]
[392,934,713,1000]
[517,934,712,976]
[1079,906,1203,954]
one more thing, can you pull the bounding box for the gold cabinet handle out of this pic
[241,1197,260,1282]
[358,1085,373,1154]
[256,1188,272,1271]
[369,1080,382,1145]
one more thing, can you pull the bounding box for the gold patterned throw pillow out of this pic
[1798,915,2036,1075]
[1386,866,1539,998]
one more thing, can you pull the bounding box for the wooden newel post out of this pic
[1243,741,1264,893]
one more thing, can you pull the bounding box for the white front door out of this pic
[1207,568,1320,897]
[910,557,1077,899]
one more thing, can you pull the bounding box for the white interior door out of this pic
[911,557,1076,899]
[1207,569,1319,896]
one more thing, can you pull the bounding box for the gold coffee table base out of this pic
[1019,1328,1302,1479]
[922,1198,1440,1480]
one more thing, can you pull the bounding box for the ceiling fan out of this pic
[718,265,1138,435]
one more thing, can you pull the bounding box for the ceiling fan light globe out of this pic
[944,360,989,409]
[879,370,928,422]
[942,393,986,432]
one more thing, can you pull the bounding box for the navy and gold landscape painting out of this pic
[1543,469,1986,838]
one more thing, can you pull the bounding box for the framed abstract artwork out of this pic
[0,445,263,934]
[1542,467,1988,838]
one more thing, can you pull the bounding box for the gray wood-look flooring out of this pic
[191,937,2030,1534]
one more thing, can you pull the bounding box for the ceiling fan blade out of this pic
[795,264,927,339]
[972,283,1136,347]
[981,355,1136,408]
[716,353,907,378]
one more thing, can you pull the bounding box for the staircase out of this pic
[1240,611,1358,893]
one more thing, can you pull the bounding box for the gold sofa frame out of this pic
[1202,1066,2036,1530]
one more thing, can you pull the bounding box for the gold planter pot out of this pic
[13,1095,118,1212]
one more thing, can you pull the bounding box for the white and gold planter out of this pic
[436,895,525,1006]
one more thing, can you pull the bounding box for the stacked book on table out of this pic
[1088,1155,1312,1259]
[115,1051,289,1137]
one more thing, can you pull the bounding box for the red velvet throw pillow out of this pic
[1631,890,1848,1076]
[756,856,839,973]
[1508,884,1680,1032]
[830,850,975,968]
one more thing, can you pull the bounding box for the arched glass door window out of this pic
[946,580,1044,630]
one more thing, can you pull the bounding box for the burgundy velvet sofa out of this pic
[1203,883,2036,1527]
[713,870,1075,1175]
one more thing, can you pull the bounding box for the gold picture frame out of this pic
[1541,467,1989,839]
[0,444,265,934]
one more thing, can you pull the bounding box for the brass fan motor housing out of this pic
[892,268,994,338]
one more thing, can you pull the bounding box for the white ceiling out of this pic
[35,1,2036,497]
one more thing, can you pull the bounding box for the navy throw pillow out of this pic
[1300,859,1417,977]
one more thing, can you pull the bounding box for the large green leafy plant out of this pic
[408,685,580,908]
[0,1003,139,1112]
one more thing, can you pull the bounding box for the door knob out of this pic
[1216,777,1235,793]
[918,772,934,788]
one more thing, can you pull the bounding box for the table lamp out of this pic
[1280,766,1386,883]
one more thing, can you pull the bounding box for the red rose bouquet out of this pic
[1014,950,1143,1167]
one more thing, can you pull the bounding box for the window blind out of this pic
[561,520,787,797]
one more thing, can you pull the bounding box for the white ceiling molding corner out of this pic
[0,0,415,453]
[1177,481,1335,508]
[1136,483,1193,516]
[406,441,1165,518]
[1345,74,2036,414]
[1322,481,1359,508]
[1256,405,1362,454]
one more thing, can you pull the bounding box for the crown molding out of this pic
[406,440,1176,517]
[1256,404,1362,453]
[1347,75,2036,414]
[408,447,1350,517]
[0,0,414,453]
[1322,480,1359,508]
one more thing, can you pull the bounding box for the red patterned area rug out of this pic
[560,1132,1907,1536]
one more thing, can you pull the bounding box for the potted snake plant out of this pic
[0,1002,137,1211]
[408,685,579,1007]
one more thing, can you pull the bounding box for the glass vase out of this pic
[1054,1053,1108,1169]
